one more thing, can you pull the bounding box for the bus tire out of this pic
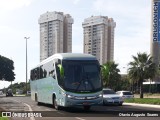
[84,105,91,111]
[35,93,38,102]
[35,93,42,105]
[37,102,42,105]
[53,95,60,110]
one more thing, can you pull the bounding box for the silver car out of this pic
[103,88,123,106]
[116,91,134,99]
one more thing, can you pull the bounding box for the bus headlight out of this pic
[98,94,103,98]
[61,92,66,96]
[67,94,74,99]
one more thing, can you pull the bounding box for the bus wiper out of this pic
[75,78,85,92]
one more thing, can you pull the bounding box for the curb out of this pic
[124,103,160,109]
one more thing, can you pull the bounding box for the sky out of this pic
[0,0,151,89]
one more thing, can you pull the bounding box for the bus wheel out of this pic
[53,97,60,110]
[35,93,38,102]
[37,102,42,105]
[35,93,41,105]
[84,105,91,111]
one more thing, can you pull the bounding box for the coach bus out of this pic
[30,53,103,110]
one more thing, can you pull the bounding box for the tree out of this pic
[101,61,121,90]
[7,82,30,94]
[0,55,15,81]
[116,74,131,91]
[128,52,157,98]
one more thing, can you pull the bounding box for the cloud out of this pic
[50,0,57,2]
[73,0,80,4]
[92,0,151,51]
[92,0,150,20]
[92,0,151,73]
[0,0,33,10]
[67,0,80,5]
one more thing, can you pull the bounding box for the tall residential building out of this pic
[150,0,160,81]
[39,11,74,61]
[82,16,116,65]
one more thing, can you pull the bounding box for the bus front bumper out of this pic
[64,96,103,107]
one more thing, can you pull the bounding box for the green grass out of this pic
[125,98,160,105]
[0,114,9,120]
[0,117,9,120]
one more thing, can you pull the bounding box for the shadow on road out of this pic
[35,102,123,117]
[33,103,118,117]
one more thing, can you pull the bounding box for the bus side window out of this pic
[34,67,40,80]
[32,69,35,80]
[37,67,40,79]
[40,66,43,79]
[53,72,56,79]
[49,69,55,77]
[34,69,37,80]
[55,63,60,80]
[51,62,56,79]
[30,70,34,80]
[43,69,47,78]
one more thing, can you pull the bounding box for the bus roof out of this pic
[32,53,98,69]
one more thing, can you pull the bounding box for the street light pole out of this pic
[24,37,30,95]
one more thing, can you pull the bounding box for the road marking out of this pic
[106,108,119,111]
[37,107,41,109]
[75,117,86,120]
[45,109,51,111]
[123,103,160,109]
[23,103,35,120]
[6,98,35,120]
[57,111,65,115]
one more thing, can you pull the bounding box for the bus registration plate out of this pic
[83,102,90,105]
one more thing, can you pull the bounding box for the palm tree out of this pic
[128,52,157,98]
[148,61,157,93]
[101,61,121,90]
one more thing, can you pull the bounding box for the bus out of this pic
[30,53,103,110]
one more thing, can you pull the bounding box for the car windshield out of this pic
[103,89,116,94]
[123,92,132,95]
[62,60,102,92]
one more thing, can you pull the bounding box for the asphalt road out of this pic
[0,96,160,120]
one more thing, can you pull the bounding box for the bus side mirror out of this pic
[57,64,64,79]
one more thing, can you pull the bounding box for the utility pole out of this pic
[24,37,30,95]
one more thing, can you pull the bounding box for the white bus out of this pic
[30,53,103,110]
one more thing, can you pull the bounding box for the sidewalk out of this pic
[124,102,160,109]
[134,94,160,98]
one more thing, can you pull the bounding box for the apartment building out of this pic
[39,11,74,61]
[82,16,116,64]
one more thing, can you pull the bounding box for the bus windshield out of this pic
[62,60,102,93]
